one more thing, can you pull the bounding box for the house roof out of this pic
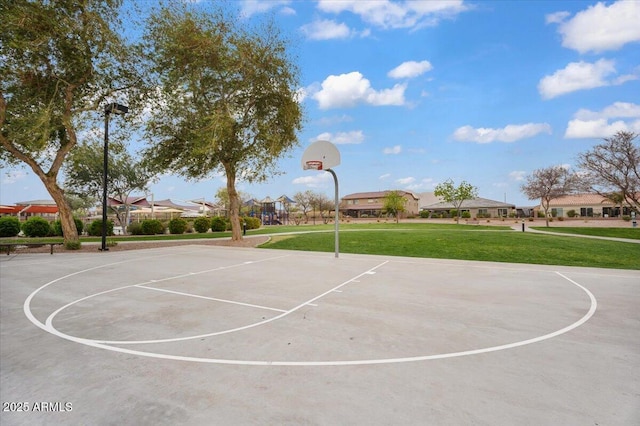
[548,193,613,206]
[423,197,516,210]
[342,190,419,201]
[16,199,57,206]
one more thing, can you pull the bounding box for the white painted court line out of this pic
[30,259,389,346]
[135,284,287,313]
[24,255,599,367]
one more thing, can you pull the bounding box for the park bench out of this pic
[1,242,63,255]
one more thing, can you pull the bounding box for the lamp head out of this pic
[105,103,128,115]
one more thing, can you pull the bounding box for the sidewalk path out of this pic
[514,224,640,244]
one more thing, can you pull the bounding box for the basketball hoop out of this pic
[304,160,323,170]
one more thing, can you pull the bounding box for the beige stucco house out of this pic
[341,190,420,218]
[542,193,634,218]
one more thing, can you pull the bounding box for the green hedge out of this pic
[21,217,53,237]
[88,219,114,237]
[168,218,188,234]
[52,218,84,236]
[141,219,165,235]
[193,216,210,233]
[210,216,227,232]
[242,216,261,230]
[0,216,21,237]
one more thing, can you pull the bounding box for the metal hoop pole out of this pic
[327,169,339,258]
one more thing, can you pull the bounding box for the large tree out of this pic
[141,5,303,240]
[521,165,577,227]
[383,190,407,224]
[576,131,639,214]
[434,180,478,223]
[65,140,154,233]
[0,0,141,246]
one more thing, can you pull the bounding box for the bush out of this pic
[210,216,227,232]
[64,240,82,250]
[242,216,261,230]
[461,211,471,219]
[21,217,53,237]
[622,215,631,222]
[419,210,429,218]
[52,218,84,236]
[567,210,577,218]
[127,222,144,235]
[0,216,21,237]
[141,219,165,235]
[193,216,210,233]
[88,219,114,237]
[168,218,188,234]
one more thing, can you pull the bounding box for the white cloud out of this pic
[565,101,640,138]
[396,176,416,185]
[292,172,333,188]
[406,178,436,190]
[555,1,640,53]
[316,0,467,30]
[388,60,433,79]
[453,123,552,143]
[300,19,352,40]
[545,11,570,24]
[240,0,291,17]
[509,171,526,181]
[312,71,406,109]
[379,173,391,180]
[538,59,617,99]
[383,145,402,154]
[315,130,364,144]
[574,102,640,120]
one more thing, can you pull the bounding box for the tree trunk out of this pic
[43,176,79,245]
[224,164,242,241]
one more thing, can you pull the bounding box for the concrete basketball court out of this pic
[1,244,638,425]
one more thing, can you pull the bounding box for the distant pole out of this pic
[100,111,110,251]
[327,169,339,258]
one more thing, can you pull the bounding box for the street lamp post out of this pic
[100,102,128,251]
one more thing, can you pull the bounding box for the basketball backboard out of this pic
[301,140,340,170]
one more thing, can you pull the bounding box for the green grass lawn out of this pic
[260,226,640,270]
[530,226,640,239]
[5,223,638,270]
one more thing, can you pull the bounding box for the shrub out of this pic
[0,216,21,237]
[168,218,188,234]
[210,216,227,232]
[21,217,53,237]
[193,216,210,233]
[567,210,577,218]
[88,219,114,237]
[141,219,165,235]
[64,240,82,250]
[622,215,631,222]
[52,218,84,236]
[419,210,430,218]
[127,222,143,235]
[242,216,261,230]
[461,211,471,219]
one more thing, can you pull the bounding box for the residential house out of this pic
[422,197,516,218]
[0,200,59,221]
[542,193,634,218]
[341,191,420,218]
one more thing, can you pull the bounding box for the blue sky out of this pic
[2,0,639,207]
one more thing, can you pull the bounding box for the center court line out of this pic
[135,284,287,313]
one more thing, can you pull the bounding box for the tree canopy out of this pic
[434,180,478,222]
[0,0,142,245]
[521,165,577,226]
[383,191,407,223]
[141,4,303,240]
[577,131,639,214]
